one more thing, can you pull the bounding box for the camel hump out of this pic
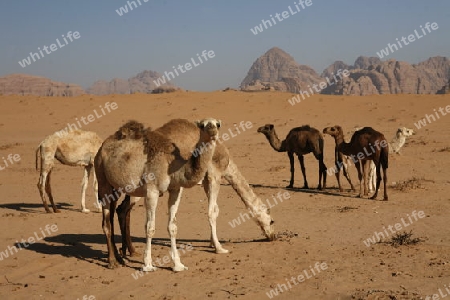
[290,125,322,136]
[115,120,147,140]
[357,127,377,134]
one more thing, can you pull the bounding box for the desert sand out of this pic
[0,91,449,300]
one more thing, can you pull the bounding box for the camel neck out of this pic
[266,131,286,152]
[185,140,216,183]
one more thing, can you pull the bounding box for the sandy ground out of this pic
[0,91,449,300]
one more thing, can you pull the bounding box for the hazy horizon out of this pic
[1,0,449,91]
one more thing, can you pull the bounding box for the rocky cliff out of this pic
[0,74,85,96]
[241,47,450,95]
[87,70,178,95]
[240,47,322,92]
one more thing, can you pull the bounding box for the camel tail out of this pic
[35,144,41,171]
[381,142,389,169]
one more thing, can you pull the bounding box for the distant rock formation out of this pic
[87,70,178,95]
[437,79,450,94]
[0,74,85,96]
[327,56,450,95]
[241,47,450,95]
[240,47,322,92]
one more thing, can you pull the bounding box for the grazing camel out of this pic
[95,119,275,271]
[35,130,103,213]
[323,126,389,200]
[115,139,276,263]
[257,124,327,190]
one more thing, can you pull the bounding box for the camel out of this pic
[367,127,414,192]
[95,118,275,271]
[35,130,103,213]
[322,128,356,192]
[257,124,327,190]
[322,126,389,200]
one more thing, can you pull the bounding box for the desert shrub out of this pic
[151,86,178,94]
[391,177,431,192]
[388,231,422,247]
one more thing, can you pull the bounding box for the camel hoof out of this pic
[45,209,52,213]
[286,184,294,189]
[82,208,90,213]
[108,260,122,269]
[142,265,157,272]
[172,264,188,272]
[54,209,61,213]
[215,248,229,254]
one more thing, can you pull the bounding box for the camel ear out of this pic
[268,124,274,130]
[216,120,222,128]
[195,120,205,129]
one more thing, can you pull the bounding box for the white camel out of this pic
[35,130,103,213]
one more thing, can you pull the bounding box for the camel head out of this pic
[252,204,276,241]
[396,127,414,138]
[257,124,274,137]
[195,118,221,142]
[322,125,344,138]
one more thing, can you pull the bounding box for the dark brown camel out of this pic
[257,124,327,190]
[322,127,356,192]
[322,126,389,200]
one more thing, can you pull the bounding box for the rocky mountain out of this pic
[437,79,450,94]
[87,70,178,95]
[0,74,85,96]
[240,47,322,92]
[326,56,450,95]
[241,47,450,95]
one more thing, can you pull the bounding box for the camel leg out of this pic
[203,173,228,254]
[92,168,102,212]
[167,188,188,272]
[45,171,60,213]
[362,161,370,196]
[355,161,364,198]
[298,155,309,189]
[142,188,159,272]
[317,156,327,190]
[382,166,388,201]
[368,162,376,193]
[117,195,137,257]
[81,166,91,213]
[37,168,52,213]
[286,152,295,188]
[101,189,123,268]
[342,158,355,191]
[334,154,343,192]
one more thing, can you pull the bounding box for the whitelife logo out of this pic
[18,31,81,68]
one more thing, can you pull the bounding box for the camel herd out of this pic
[34,118,414,271]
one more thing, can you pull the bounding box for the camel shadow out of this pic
[23,233,269,268]
[249,183,379,200]
[0,202,75,213]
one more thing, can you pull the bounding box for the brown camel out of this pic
[35,130,103,213]
[322,127,356,192]
[95,119,275,271]
[257,124,327,190]
[322,126,389,200]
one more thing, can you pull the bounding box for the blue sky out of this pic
[0,0,449,91]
